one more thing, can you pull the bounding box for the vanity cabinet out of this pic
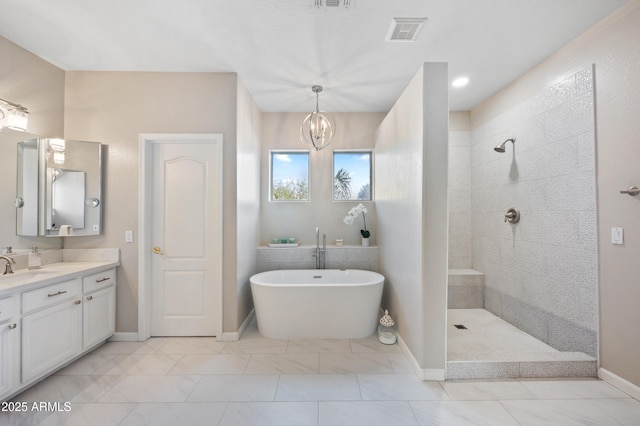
[0,264,117,401]
[82,269,116,349]
[21,278,82,383]
[0,296,19,401]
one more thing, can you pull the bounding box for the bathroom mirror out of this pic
[16,137,103,237]
[16,139,39,235]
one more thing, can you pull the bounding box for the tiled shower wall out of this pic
[449,131,472,269]
[471,66,598,357]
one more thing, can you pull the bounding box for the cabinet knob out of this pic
[153,246,163,255]
[8,323,17,330]
[86,296,93,301]
[75,300,81,305]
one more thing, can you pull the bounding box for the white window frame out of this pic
[269,150,310,202]
[332,149,373,202]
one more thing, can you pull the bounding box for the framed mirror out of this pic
[16,138,103,237]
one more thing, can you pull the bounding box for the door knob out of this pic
[153,246,163,255]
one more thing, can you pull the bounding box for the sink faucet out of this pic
[312,227,327,269]
[0,256,16,275]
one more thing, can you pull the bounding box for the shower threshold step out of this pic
[446,354,597,380]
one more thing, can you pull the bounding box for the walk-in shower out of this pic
[447,66,598,380]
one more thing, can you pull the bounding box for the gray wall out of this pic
[63,71,251,334]
[0,37,65,252]
[448,112,472,269]
[235,78,262,328]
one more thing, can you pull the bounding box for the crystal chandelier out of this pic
[300,85,336,151]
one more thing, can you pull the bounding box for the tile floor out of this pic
[2,321,639,425]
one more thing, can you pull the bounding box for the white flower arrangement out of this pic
[343,203,370,238]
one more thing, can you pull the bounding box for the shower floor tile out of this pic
[447,309,596,378]
[447,309,594,362]
[448,309,560,361]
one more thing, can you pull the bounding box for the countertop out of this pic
[0,261,120,296]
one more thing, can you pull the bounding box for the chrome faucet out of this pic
[312,227,327,269]
[321,233,326,269]
[0,256,16,275]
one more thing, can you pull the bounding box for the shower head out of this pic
[494,138,516,153]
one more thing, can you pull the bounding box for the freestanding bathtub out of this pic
[250,269,384,339]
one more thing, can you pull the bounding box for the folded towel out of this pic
[59,225,73,236]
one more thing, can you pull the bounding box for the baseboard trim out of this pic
[220,309,255,342]
[397,334,446,381]
[108,332,139,342]
[599,367,640,401]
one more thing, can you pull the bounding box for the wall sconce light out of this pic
[0,98,29,132]
[48,139,66,165]
[300,85,336,151]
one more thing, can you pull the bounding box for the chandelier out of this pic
[300,85,336,151]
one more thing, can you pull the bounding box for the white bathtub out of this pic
[250,269,384,339]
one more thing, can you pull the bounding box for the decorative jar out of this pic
[377,309,397,345]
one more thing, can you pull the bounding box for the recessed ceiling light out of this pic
[452,77,469,88]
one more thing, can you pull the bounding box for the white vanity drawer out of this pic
[83,268,115,294]
[22,279,81,314]
[0,296,15,322]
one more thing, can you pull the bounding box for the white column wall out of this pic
[375,63,449,378]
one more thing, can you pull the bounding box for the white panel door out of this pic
[151,139,222,336]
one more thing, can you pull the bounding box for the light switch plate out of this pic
[125,230,134,243]
[611,227,624,245]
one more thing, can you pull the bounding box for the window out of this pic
[270,151,309,201]
[333,151,372,201]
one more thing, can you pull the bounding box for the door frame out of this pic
[138,133,223,341]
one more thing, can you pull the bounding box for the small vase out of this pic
[362,237,370,247]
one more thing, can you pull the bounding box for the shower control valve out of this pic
[504,208,520,224]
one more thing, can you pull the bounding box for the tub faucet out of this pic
[0,255,15,275]
[312,227,327,269]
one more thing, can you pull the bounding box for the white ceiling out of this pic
[0,0,627,112]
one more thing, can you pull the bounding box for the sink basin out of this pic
[0,268,58,283]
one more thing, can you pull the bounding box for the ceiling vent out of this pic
[314,0,351,8]
[386,18,427,42]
